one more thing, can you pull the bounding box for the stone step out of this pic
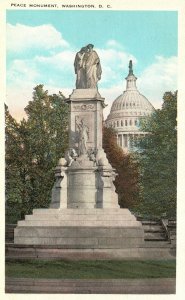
[143,241,171,248]
[14,226,143,238]
[142,225,163,232]
[17,220,142,227]
[32,208,132,215]
[144,232,167,241]
[14,236,143,248]
[25,213,136,221]
[141,220,160,225]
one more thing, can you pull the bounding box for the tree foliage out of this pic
[136,91,177,218]
[5,85,69,222]
[103,126,140,209]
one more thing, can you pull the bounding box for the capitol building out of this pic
[105,61,155,151]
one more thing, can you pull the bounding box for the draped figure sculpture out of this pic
[76,118,89,156]
[74,44,102,89]
[74,47,87,89]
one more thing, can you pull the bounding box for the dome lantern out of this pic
[125,60,137,91]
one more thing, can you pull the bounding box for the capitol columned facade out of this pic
[105,61,155,151]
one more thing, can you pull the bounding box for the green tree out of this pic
[136,91,177,218]
[103,126,140,209]
[5,85,69,222]
[5,105,25,222]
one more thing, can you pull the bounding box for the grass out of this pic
[6,259,176,279]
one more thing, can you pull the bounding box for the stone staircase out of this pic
[142,220,170,246]
[5,224,16,243]
[136,219,175,259]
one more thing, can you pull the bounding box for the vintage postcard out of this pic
[1,0,185,298]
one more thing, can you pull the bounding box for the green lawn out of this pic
[6,259,176,279]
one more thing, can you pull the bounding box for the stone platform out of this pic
[6,243,175,260]
[14,208,144,248]
[11,211,176,260]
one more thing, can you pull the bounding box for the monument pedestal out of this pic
[49,89,120,210]
[14,208,144,249]
[14,88,145,254]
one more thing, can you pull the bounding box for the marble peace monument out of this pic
[14,44,144,257]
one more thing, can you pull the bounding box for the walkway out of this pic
[6,278,176,294]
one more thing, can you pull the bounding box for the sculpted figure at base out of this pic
[74,44,102,89]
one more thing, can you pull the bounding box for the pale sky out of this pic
[6,10,178,121]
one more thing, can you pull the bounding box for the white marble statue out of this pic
[74,44,102,89]
[74,47,87,88]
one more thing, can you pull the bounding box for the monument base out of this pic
[14,208,144,248]
[69,88,103,100]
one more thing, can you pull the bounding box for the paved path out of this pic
[6,278,176,294]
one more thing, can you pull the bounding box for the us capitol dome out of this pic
[105,60,155,151]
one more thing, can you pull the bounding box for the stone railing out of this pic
[161,219,176,248]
